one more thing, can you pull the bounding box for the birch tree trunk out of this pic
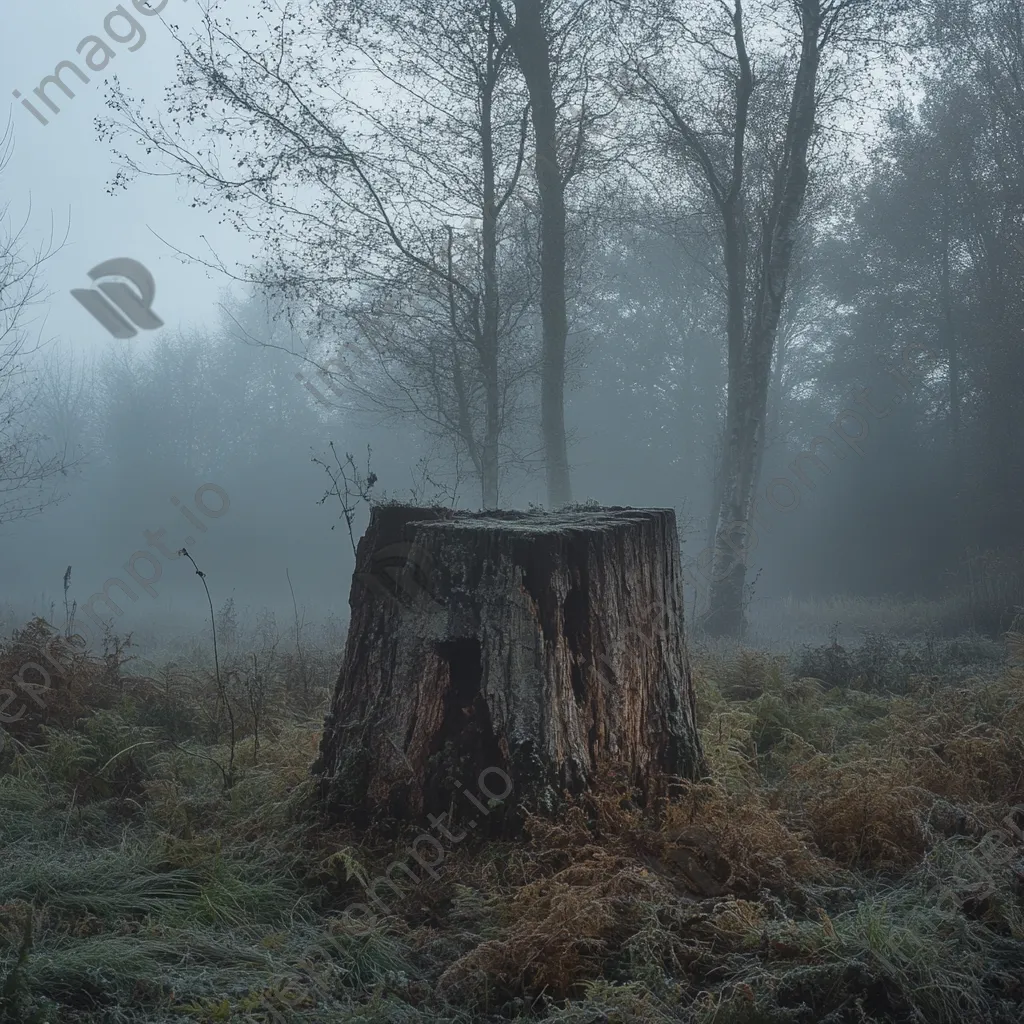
[313,504,707,835]
[704,1,822,635]
[633,0,866,634]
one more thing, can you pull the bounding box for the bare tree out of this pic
[0,125,72,526]
[318,0,544,506]
[489,0,616,506]
[101,0,541,509]
[32,343,95,474]
[627,0,908,634]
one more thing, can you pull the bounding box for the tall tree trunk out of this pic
[704,370,761,636]
[939,198,963,541]
[699,1,753,635]
[769,324,788,444]
[748,406,767,549]
[480,23,503,510]
[705,1,821,635]
[698,427,726,615]
[313,504,708,836]
[495,0,572,507]
[443,228,488,506]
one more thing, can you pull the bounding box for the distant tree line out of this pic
[1,0,1018,633]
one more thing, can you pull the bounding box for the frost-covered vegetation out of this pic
[2,605,1022,1023]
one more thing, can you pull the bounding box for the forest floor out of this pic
[1,612,1023,1023]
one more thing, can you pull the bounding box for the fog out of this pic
[6,7,1024,1020]
[2,0,1021,654]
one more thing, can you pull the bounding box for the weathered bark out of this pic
[313,504,707,835]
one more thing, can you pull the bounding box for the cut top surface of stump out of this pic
[411,506,676,533]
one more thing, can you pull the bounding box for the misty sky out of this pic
[1,1,1017,654]
[4,0,249,363]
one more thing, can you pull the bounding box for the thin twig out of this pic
[179,547,235,789]
[286,567,308,694]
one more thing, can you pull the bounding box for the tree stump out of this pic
[313,504,707,834]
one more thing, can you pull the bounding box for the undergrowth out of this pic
[1,617,1023,1022]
